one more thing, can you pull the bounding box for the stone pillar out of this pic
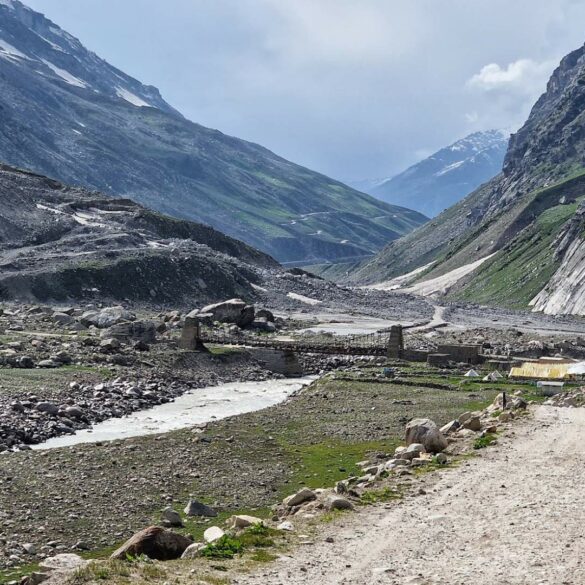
[179,316,202,350]
[387,325,403,359]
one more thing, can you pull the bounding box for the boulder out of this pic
[52,312,75,326]
[161,507,183,528]
[17,356,35,369]
[238,305,255,328]
[203,526,225,543]
[81,307,135,329]
[111,526,192,561]
[39,554,87,572]
[230,515,264,529]
[199,299,247,323]
[510,397,528,410]
[256,308,275,322]
[402,443,425,460]
[498,411,512,423]
[196,299,255,328]
[277,521,295,532]
[36,402,59,416]
[440,420,460,434]
[284,487,317,508]
[458,412,472,424]
[324,495,354,511]
[38,359,59,369]
[434,453,448,465]
[181,543,206,559]
[103,320,157,343]
[99,338,121,353]
[184,500,217,517]
[405,418,447,453]
[462,414,482,432]
[62,406,84,420]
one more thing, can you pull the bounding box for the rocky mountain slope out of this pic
[349,42,585,315]
[370,130,508,217]
[0,0,426,265]
[0,163,278,302]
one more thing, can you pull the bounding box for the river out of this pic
[33,376,316,450]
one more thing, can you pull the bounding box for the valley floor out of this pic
[239,405,585,585]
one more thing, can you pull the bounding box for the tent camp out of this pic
[509,362,572,380]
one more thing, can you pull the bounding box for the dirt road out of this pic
[239,406,585,585]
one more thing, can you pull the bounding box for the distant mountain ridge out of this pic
[0,0,427,264]
[370,130,509,217]
[348,42,585,316]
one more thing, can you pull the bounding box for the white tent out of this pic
[465,369,480,378]
[567,362,585,375]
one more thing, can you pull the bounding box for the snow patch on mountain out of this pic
[0,38,28,60]
[41,59,87,88]
[115,87,152,108]
[435,160,465,177]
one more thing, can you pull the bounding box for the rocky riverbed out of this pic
[0,361,505,576]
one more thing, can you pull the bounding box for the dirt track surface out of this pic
[239,406,585,585]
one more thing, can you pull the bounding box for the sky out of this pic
[24,0,585,183]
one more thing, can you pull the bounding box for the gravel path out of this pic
[239,406,585,585]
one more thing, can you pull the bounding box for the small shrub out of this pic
[247,523,269,536]
[200,535,244,559]
[240,524,276,548]
[473,433,497,450]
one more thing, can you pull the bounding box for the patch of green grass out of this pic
[206,345,245,356]
[201,576,231,585]
[320,509,346,523]
[250,550,278,563]
[0,562,40,585]
[473,433,497,450]
[280,438,398,495]
[453,198,581,308]
[200,536,244,560]
[360,486,402,505]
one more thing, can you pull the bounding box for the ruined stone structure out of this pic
[436,344,482,365]
[387,325,404,359]
[179,316,203,350]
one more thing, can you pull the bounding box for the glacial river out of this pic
[33,376,316,450]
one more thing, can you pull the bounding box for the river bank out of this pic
[0,361,505,578]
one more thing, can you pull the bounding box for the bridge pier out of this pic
[387,325,404,359]
[179,316,205,350]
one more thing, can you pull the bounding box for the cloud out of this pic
[467,59,556,95]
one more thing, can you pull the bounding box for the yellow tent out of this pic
[509,362,572,380]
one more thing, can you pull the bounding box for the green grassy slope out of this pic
[450,200,581,308]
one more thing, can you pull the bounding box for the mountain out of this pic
[349,43,585,315]
[0,163,277,302]
[370,130,508,217]
[0,0,426,265]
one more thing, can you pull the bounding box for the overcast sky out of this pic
[24,0,585,182]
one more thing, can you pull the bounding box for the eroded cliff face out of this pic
[531,202,585,315]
